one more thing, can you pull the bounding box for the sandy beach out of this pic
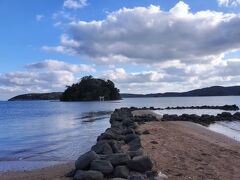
[139,121,240,180]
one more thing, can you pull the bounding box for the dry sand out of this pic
[139,121,240,180]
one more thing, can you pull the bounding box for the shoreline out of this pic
[1,108,240,179]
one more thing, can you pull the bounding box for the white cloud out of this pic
[44,1,240,66]
[63,0,87,9]
[26,59,95,73]
[36,15,44,22]
[218,0,240,7]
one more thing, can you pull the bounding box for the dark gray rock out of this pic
[150,141,158,144]
[146,170,158,179]
[113,165,129,178]
[124,134,138,143]
[110,178,127,180]
[73,170,103,180]
[64,169,76,177]
[142,130,150,135]
[128,138,142,151]
[127,155,153,173]
[75,151,99,170]
[90,160,113,174]
[126,149,144,158]
[128,175,145,180]
[99,153,130,166]
[91,141,113,155]
[122,128,135,135]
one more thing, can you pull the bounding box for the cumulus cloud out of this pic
[63,0,87,9]
[218,0,240,7]
[44,1,240,66]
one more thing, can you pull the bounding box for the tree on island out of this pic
[60,76,121,101]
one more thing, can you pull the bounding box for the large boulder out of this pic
[73,170,104,180]
[91,141,113,155]
[126,149,144,158]
[75,151,99,170]
[90,160,113,174]
[113,165,129,178]
[128,138,142,151]
[124,134,139,143]
[99,153,131,166]
[127,155,153,173]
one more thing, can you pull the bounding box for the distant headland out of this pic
[8,85,240,101]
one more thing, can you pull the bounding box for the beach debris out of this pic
[158,171,168,179]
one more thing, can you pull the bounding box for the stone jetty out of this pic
[67,105,240,180]
[67,107,158,180]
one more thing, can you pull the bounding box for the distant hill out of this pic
[8,86,240,101]
[8,92,62,101]
[121,86,240,98]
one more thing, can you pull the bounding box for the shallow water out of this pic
[0,96,240,171]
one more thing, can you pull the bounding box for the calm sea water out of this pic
[0,96,240,171]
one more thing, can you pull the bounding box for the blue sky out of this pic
[0,0,240,99]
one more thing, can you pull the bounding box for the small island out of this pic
[60,76,121,101]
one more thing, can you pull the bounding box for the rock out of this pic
[75,151,99,170]
[122,128,135,135]
[127,155,153,173]
[73,170,103,180]
[150,141,158,144]
[128,175,145,180]
[90,160,113,174]
[127,149,144,158]
[220,112,232,118]
[124,134,139,143]
[99,153,130,166]
[113,165,129,178]
[142,130,150,135]
[91,141,113,154]
[146,170,158,179]
[233,112,240,119]
[65,169,76,177]
[110,178,127,180]
[128,138,142,151]
[123,119,134,126]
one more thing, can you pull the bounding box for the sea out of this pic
[0,96,240,171]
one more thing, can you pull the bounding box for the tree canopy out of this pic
[60,76,121,101]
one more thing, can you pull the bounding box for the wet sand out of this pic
[0,162,74,180]
[139,121,240,180]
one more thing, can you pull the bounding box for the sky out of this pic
[0,0,240,100]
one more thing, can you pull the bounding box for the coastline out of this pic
[1,109,240,179]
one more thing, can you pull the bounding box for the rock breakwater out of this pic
[68,108,158,180]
